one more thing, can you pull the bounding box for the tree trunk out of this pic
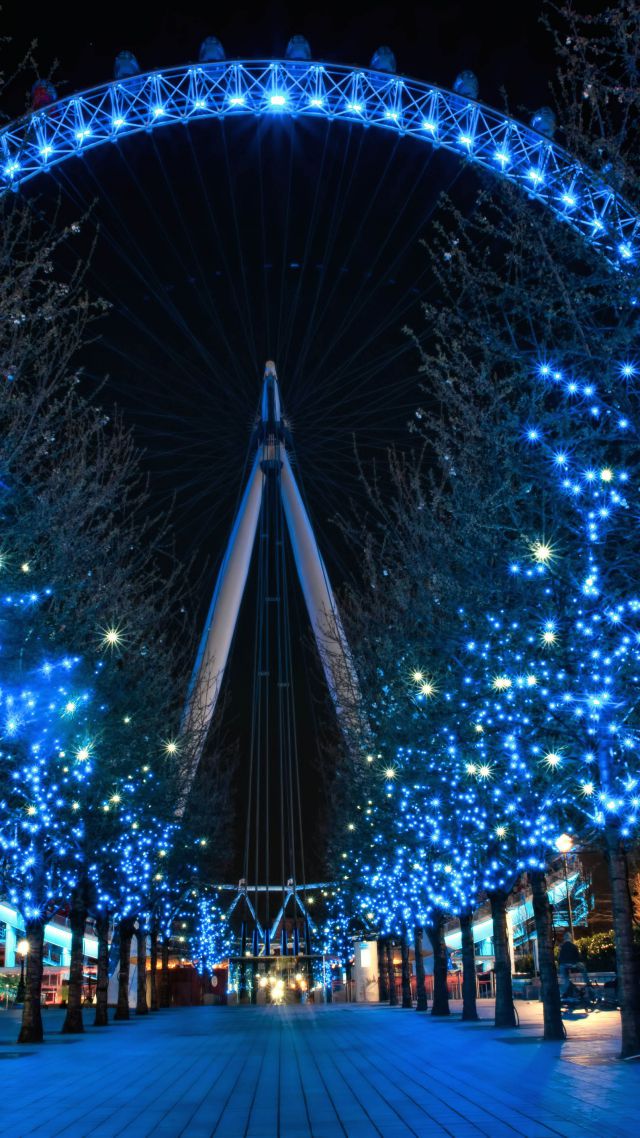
[529,869,564,1041]
[427,914,450,1016]
[62,889,87,1034]
[114,917,135,1021]
[414,927,428,1011]
[150,926,159,1011]
[136,923,149,1015]
[605,824,640,1058]
[18,918,45,1043]
[377,938,389,1002]
[160,936,171,1008]
[94,911,110,1027]
[489,890,517,1028]
[460,910,479,1022]
[386,940,398,1005]
[400,930,413,1008]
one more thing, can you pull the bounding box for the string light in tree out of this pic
[99,623,127,652]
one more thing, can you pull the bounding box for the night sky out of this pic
[5,2,554,111]
[3,1,561,879]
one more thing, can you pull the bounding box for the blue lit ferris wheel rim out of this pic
[1,59,637,269]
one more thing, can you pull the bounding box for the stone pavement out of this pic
[0,1000,638,1138]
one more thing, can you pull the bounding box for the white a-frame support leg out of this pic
[280,451,357,724]
[181,362,359,787]
[181,453,262,782]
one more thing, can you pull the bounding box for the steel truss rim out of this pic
[0,58,637,269]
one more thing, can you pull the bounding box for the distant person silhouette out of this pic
[558,932,591,996]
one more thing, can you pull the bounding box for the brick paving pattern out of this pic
[0,1001,638,1137]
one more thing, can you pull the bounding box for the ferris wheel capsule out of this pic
[531,106,556,139]
[31,80,57,111]
[199,36,226,63]
[453,70,479,100]
[285,35,311,62]
[114,51,141,80]
[370,46,396,74]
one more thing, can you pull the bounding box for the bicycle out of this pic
[559,975,598,1015]
[586,975,620,1011]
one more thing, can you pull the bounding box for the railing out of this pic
[386,970,497,1002]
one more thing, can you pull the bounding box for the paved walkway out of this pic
[0,1001,638,1137]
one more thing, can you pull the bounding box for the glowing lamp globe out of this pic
[555,833,574,855]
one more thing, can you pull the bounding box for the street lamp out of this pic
[555,833,575,939]
[15,938,29,1004]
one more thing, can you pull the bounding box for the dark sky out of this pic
[2,1,563,880]
[5,1,554,112]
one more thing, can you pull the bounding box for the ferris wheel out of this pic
[2,37,636,261]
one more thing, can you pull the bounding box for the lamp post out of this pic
[15,938,29,1004]
[555,833,575,939]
